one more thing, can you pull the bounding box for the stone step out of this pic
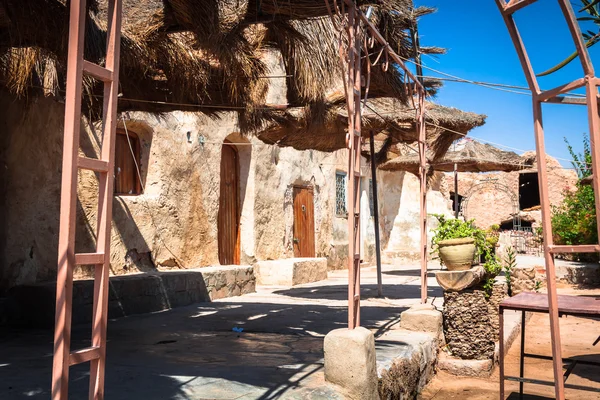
[254,257,327,286]
[2,265,255,327]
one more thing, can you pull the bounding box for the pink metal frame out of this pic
[52,0,122,399]
[329,1,428,329]
[496,1,600,399]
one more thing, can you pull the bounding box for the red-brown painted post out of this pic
[52,1,122,398]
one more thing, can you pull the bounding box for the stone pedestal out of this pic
[442,284,507,360]
[434,266,485,292]
[324,327,379,400]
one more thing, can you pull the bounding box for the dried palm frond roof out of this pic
[379,137,530,175]
[0,0,438,131]
[256,97,486,153]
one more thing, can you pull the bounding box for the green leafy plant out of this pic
[551,136,597,261]
[534,280,543,293]
[430,214,487,264]
[431,215,503,296]
[503,246,517,297]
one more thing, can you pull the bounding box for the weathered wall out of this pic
[379,170,453,262]
[445,152,578,229]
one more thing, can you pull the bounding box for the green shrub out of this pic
[551,136,597,262]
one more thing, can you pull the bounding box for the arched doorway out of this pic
[218,141,240,265]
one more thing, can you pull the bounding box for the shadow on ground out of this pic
[273,283,443,302]
[0,299,405,399]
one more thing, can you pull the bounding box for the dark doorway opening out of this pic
[500,219,532,231]
[519,172,540,210]
[450,192,464,214]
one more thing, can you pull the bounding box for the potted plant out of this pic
[431,214,486,271]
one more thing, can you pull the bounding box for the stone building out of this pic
[444,151,578,230]
[0,1,485,319]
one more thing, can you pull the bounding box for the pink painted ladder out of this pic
[496,1,600,399]
[51,1,122,399]
[346,4,362,329]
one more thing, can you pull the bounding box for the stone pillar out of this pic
[324,327,379,400]
[442,284,507,360]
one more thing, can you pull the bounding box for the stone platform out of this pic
[254,258,327,286]
[2,265,255,327]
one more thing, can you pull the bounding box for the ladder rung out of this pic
[82,61,113,82]
[75,252,105,265]
[69,346,101,366]
[503,0,538,15]
[548,245,600,254]
[78,156,109,172]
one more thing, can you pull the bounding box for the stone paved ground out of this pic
[420,285,600,400]
[0,263,443,399]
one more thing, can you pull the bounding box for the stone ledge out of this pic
[2,265,255,327]
[376,329,438,399]
[437,352,493,378]
[254,258,327,286]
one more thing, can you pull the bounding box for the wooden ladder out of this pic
[52,1,122,399]
[497,1,600,399]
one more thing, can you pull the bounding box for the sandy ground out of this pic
[420,286,600,400]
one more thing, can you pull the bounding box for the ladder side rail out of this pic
[89,0,122,398]
[51,0,87,399]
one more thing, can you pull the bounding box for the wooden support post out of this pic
[369,131,383,297]
[454,163,459,218]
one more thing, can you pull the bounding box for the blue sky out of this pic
[414,0,600,167]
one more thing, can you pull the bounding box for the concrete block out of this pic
[437,352,493,378]
[399,305,443,338]
[324,327,379,400]
[254,258,327,286]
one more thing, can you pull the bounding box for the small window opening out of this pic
[335,172,347,217]
[114,130,142,195]
[449,192,464,214]
[519,172,540,210]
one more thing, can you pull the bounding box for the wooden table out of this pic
[499,292,600,399]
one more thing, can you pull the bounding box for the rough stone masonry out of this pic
[443,284,507,360]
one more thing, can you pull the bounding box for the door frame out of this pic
[292,185,316,258]
[218,140,241,265]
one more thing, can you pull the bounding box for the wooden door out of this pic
[293,186,315,258]
[218,144,240,265]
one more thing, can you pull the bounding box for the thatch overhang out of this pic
[256,97,486,155]
[0,0,444,135]
[379,137,530,175]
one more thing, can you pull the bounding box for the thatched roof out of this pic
[379,137,529,175]
[0,0,442,133]
[256,97,486,153]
